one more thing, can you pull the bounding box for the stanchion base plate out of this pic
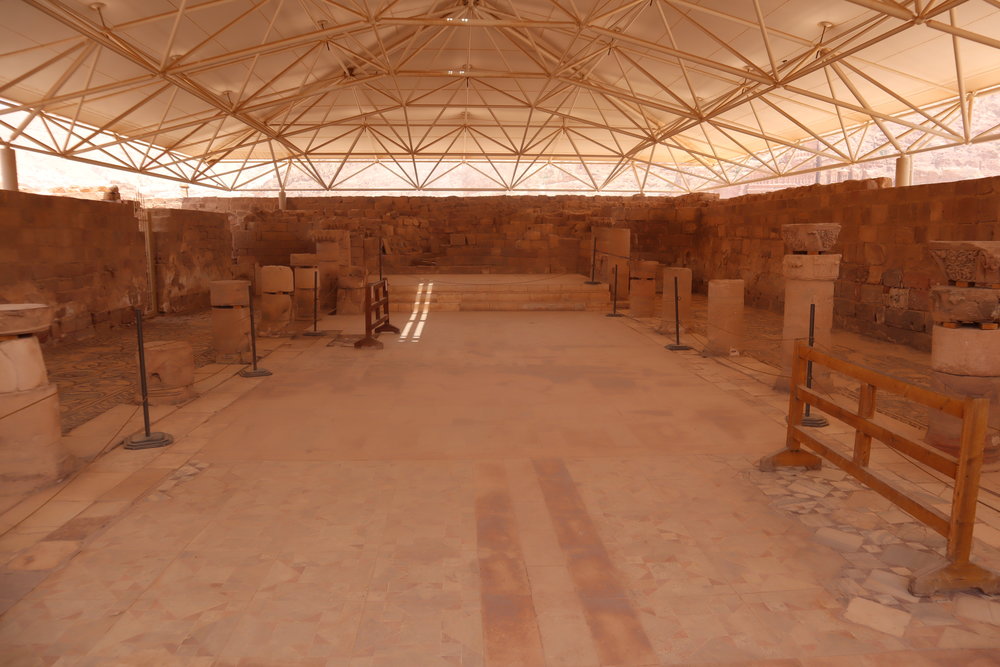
[666,344,692,351]
[123,431,173,450]
[801,415,829,428]
[239,367,273,378]
[302,331,327,337]
[606,313,624,318]
[584,281,601,285]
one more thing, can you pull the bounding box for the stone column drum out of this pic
[210,279,251,364]
[659,267,693,335]
[137,340,197,405]
[259,265,294,335]
[315,230,352,311]
[706,279,745,356]
[925,241,1000,463]
[629,260,659,317]
[0,304,75,490]
[291,254,319,322]
[777,223,841,390]
[337,267,367,315]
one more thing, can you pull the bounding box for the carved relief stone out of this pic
[928,241,1000,284]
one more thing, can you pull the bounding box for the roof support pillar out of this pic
[1,146,18,192]
[895,155,912,187]
[278,190,287,210]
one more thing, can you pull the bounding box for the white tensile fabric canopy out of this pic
[2,0,999,194]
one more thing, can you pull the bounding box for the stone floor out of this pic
[3,297,1000,665]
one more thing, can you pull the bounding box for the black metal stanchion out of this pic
[665,275,692,351]
[239,282,272,377]
[123,308,173,450]
[606,264,624,317]
[801,302,829,427]
[585,237,600,285]
[303,270,324,337]
[378,240,384,281]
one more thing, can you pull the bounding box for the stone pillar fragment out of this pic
[315,230,351,311]
[259,265,293,335]
[659,267,692,335]
[137,341,196,405]
[0,304,75,490]
[629,261,659,317]
[593,227,630,298]
[777,224,841,390]
[1,145,17,192]
[291,254,320,322]
[925,241,1000,463]
[210,279,251,364]
[706,279,744,356]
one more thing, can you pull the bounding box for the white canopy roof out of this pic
[2,0,999,193]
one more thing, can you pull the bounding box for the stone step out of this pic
[389,301,608,312]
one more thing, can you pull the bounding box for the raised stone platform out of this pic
[387,274,611,312]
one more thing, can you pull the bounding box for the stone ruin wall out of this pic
[0,191,149,340]
[148,208,235,314]
[0,191,235,341]
[693,176,1000,350]
[2,176,998,349]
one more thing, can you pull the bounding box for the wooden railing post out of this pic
[949,397,990,564]
[853,383,876,466]
[758,340,821,471]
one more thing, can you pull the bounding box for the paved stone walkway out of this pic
[2,310,1000,665]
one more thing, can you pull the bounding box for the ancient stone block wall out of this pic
[148,208,235,313]
[0,191,149,341]
[697,177,1000,350]
[184,194,719,277]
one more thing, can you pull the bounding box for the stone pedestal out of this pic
[629,261,659,317]
[293,266,319,322]
[0,304,75,489]
[138,340,196,405]
[925,241,1000,463]
[259,265,293,335]
[659,267,693,335]
[777,224,841,390]
[316,230,352,311]
[706,279,744,356]
[209,279,251,364]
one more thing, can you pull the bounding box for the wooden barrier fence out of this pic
[355,278,399,349]
[760,339,1000,596]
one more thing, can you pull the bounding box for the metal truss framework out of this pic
[1,0,1000,195]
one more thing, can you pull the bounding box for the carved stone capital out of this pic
[929,241,1000,284]
[781,223,841,253]
[0,304,52,337]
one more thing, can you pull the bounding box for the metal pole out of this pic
[240,281,273,377]
[585,236,599,284]
[802,302,828,427]
[136,309,151,437]
[606,264,623,317]
[666,275,691,351]
[303,270,324,336]
[122,308,172,450]
[378,239,384,281]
